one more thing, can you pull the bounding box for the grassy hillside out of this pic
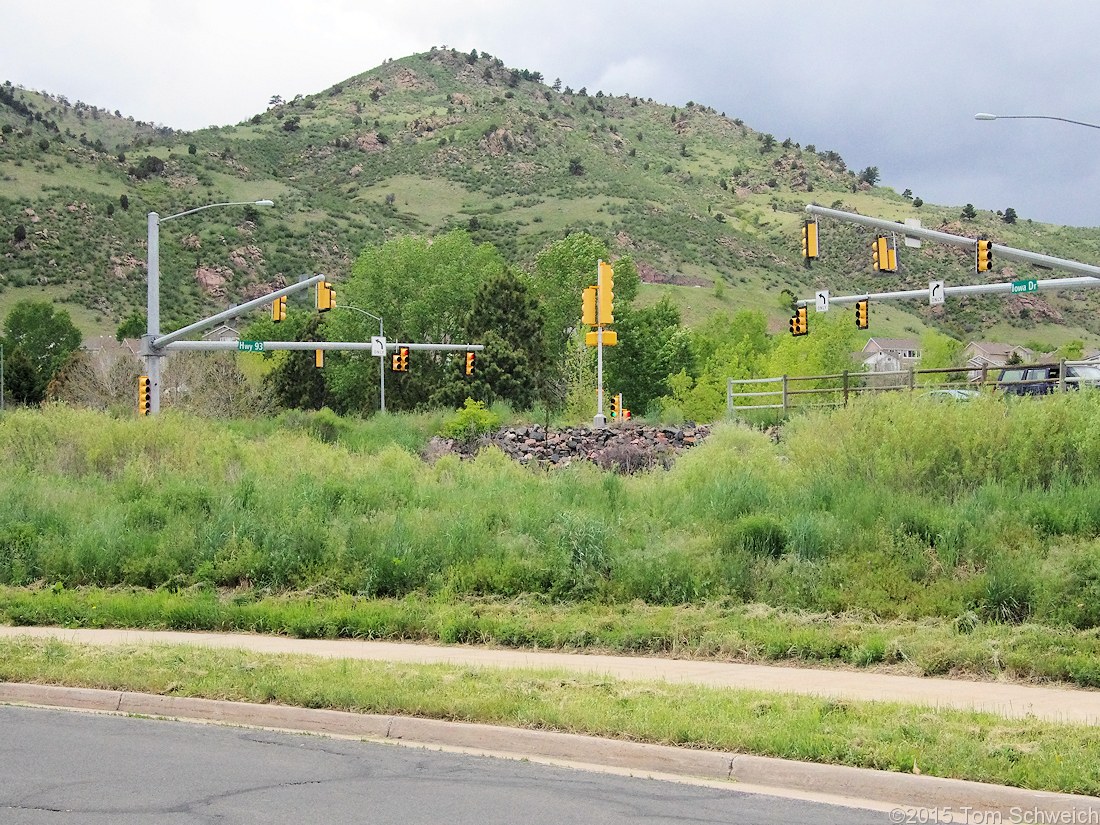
[2,53,1099,348]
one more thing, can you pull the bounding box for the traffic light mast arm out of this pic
[152,274,326,350]
[161,341,487,353]
[794,276,1100,310]
[805,204,1100,281]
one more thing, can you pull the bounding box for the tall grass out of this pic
[3,397,1100,631]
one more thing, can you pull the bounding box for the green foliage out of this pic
[115,312,145,342]
[330,230,506,413]
[439,398,502,444]
[2,300,82,403]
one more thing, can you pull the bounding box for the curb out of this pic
[3,681,1097,816]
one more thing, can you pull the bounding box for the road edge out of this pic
[2,681,1096,817]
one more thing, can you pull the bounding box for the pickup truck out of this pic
[996,362,1100,396]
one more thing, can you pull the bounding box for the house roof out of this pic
[964,341,1032,358]
[861,338,921,354]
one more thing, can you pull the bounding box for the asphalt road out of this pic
[0,705,884,825]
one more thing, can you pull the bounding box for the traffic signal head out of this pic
[316,280,335,312]
[597,260,614,325]
[976,239,994,272]
[855,299,869,330]
[315,349,324,369]
[390,347,408,372]
[465,351,476,376]
[789,306,808,336]
[272,294,287,322]
[801,220,819,262]
[582,286,597,327]
[137,375,151,416]
[872,235,894,272]
[390,346,409,372]
[609,393,621,417]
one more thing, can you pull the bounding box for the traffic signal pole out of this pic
[795,204,1100,315]
[795,276,1100,310]
[805,204,1100,280]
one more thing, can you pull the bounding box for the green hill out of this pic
[2,49,1099,348]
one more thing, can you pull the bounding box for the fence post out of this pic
[843,370,850,406]
[727,377,733,415]
[782,375,789,412]
[909,367,915,391]
[1059,358,1067,392]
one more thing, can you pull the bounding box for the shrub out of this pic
[439,399,502,445]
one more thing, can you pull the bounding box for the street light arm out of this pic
[334,304,383,326]
[974,113,1100,130]
[158,199,274,223]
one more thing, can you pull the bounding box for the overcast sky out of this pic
[3,1,1099,227]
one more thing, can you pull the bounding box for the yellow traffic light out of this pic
[788,306,808,336]
[855,299,869,330]
[465,351,476,376]
[137,375,151,416]
[976,239,994,272]
[872,235,895,272]
[316,280,335,312]
[272,295,287,322]
[597,260,614,326]
[582,286,597,326]
[609,393,621,418]
[391,346,410,372]
[315,349,324,368]
[801,220,819,262]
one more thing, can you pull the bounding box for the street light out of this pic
[145,199,274,413]
[975,112,1100,130]
[334,304,386,413]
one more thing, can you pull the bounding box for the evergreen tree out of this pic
[434,270,548,410]
[263,315,328,410]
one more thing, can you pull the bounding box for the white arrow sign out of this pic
[929,281,945,306]
[371,336,386,357]
[815,290,830,312]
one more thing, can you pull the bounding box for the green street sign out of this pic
[237,340,265,353]
[1011,279,1038,294]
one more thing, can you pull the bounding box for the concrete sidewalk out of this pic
[3,626,1100,817]
[2,625,1098,724]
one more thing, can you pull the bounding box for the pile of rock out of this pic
[424,423,711,474]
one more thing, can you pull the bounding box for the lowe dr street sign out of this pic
[1011,279,1038,294]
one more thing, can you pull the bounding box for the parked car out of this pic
[996,363,1100,396]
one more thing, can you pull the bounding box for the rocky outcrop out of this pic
[424,423,711,473]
